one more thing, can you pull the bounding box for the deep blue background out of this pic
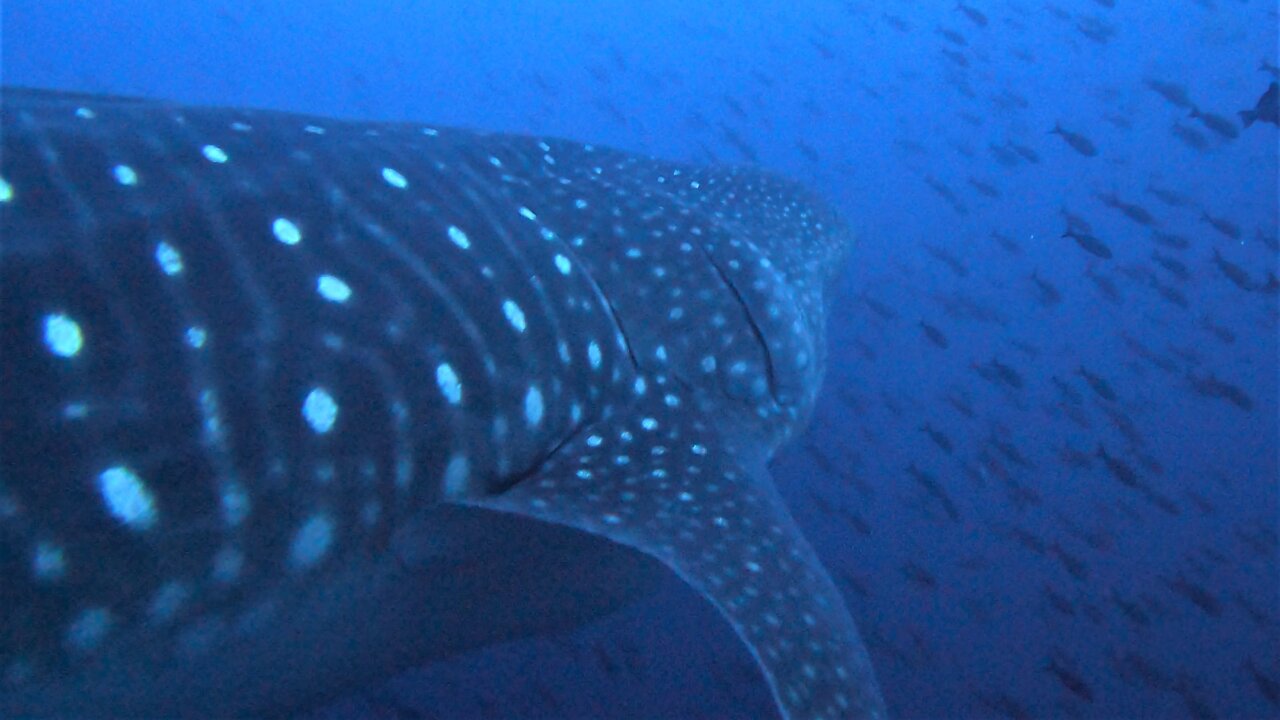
[4,1,1277,718]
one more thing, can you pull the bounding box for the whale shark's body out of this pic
[0,87,886,719]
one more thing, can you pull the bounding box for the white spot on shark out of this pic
[220,482,250,527]
[316,274,352,303]
[446,225,471,250]
[272,217,301,245]
[201,145,229,163]
[66,607,111,652]
[303,387,338,434]
[381,167,408,188]
[0,177,11,202]
[148,581,190,626]
[519,206,537,220]
[554,254,572,274]
[289,513,335,570]
[212,546,244,583]
[525,386,544,426]
[43,313,83,357]
[97,466,158,531]
[503,299,527,333]
[443,454,470,497]
[112,164,138,186]
[588,341,602,369]
[185,326,208,349]
[154,241,184,276]
[32,541,66,581]
[436,363,463,405]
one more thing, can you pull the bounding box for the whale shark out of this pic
[0,86,887,719]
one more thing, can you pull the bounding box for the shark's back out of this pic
[0,87,885,719]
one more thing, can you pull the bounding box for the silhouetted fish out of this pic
[1240,82,1279,127]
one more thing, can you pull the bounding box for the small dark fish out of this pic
[1151,279,1189,308]
[1061,206,1094,233]
[976,357,1024,389]
[1030,270,1062,306]
[1152,230,1191,250]
[1049,542,1090,583]
[1110,589,1152,628]
[978,691,1034,720]
[1097,444,1140,488]
[1051,123,1098,156]
[1113,651,1173,692]
[992,231,1022,254]
[882,13,911,32]
[1059,444,1093,469]
[937,27,968,46]
[1146,183,1195,207]
[1086,267,1123,303]
[988,142,1022,166]
[860,292,899,321]
[1007,141,1041,163]
[924,176,969,215]
[1262,59,1280,80]
[924,243,969,277]
[941,48,970,68]
[808,36,837,60]
[1064,228,1113,259]
[967,177,1001,198]
[956,2,989,26]
[902,560,939,590]
[992,90,1030,111]
[1045,653,1095,703]
[1103,406,1146,447]
[1189,106,1239,139]
[1096,191,1159,227]
[722,95,749,119]
[795,139,820,163]
[717,122,759,163]
[1042,585,1076,617]
[907,463,961,522]
[1165,574,1222,617]
[1075,16,1115,44]
[1052,376,1083,405]
[1260,272,1280,295]
[1152,251,1191,281]
[1078,365,1117,402]
[1244,657,1280,708]
[1201,211,1241,240]
[946,392,976,418]
[1145,78,1196,109]
[919,423,954,454]
[1104,113,1133,129]
[1171,122,1211,151]
[1240,82,1279,127]
[1257,228,1280,251]
[990,433,1033,468]
[1187,371,1254,411]
[1211,247,1255,290]
[919,320,950,349]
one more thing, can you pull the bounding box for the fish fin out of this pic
[460,391,887,720]
[1239,109,1257,127]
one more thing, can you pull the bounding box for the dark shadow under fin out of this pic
[460,390,888,720]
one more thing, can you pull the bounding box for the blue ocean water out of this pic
[3,1,1276,718]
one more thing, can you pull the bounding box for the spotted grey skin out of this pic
[0,87,887,719]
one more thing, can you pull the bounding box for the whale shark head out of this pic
[0,87,885,719]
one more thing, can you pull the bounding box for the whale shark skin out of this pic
[0,87,887,719]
